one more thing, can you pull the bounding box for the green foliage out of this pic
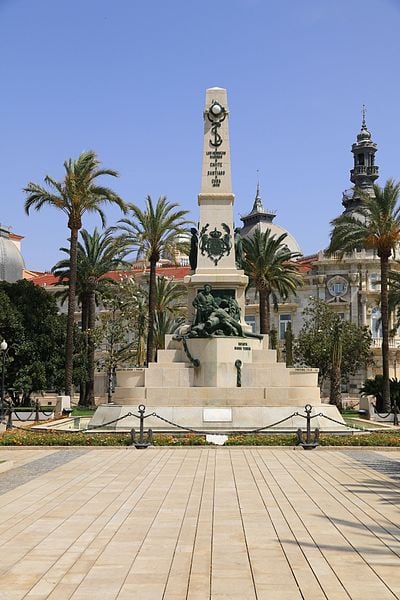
[294,298,373,386]
[0,281,85,401]
[242,229,303,334]
[0,430,130,446]
[360,375,400,412]
[95,279,146,374]
[1,430,400,446]
[24,150,127,396]
[153,276,186,351]
[52,227,130,405]
[269,325,278,350]
[113,195,191,363]
[326,179,400,413]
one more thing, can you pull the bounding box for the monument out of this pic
[90,88,345,432]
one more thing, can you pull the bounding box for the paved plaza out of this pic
[0,447,400,599]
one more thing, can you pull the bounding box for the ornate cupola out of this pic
[342,106,379,212]
[240,183,302,254]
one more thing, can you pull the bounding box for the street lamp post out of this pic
[0,340,8,423]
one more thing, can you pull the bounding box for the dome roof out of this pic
[0,227,25,282]
[242,221,302,255]
[357,124,372,142]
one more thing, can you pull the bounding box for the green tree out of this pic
[326,179,400,412]
[24,150,126,398]
[95,279,148,400]
[0,280,85,402]
[242,229,303,336]
[52,228,129,405]
[294,298,373,403]
[113,196,191,364]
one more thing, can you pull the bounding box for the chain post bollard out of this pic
[235,359,242,387]
[393,403,399,427]
[130,405,154,449]
[296,404,320,450]
[34,399,40,422]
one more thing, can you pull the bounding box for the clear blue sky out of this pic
[1,0,400,271]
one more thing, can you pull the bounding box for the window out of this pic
[370,273,380,290]
[245,316,256,333]
[371,306,382,338]
[333,282,345,295]
[279,314,292,340]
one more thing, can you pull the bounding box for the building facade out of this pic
[241,115,400,392]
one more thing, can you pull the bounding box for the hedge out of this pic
[1,430,400,447]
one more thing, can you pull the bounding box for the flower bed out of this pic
[1,430,400,447]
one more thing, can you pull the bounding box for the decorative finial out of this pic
[362,104,367,128]
[256,170,260,198]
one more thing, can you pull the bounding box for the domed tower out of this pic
[240,183,302,255]
[0,226,25,282]
[342,106,379,213]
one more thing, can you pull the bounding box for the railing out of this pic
[351,166,379,176]
[371,338,400,348]
[1,399,55,430]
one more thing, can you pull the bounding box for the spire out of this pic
[252,180,265,213]
[362,104,367,128]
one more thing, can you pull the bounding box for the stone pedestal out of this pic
[92,333,344,432]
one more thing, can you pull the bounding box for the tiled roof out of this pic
[295,255,318,273]
[31,265,192,287]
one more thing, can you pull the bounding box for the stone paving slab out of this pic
[0,447,399,599]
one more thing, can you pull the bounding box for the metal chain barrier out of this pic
[13,411,147,433]
[4,404,380,453]
[154,410,305,436]
[371,402,399,425]
[318,412,362,429]
[13,410,34,422]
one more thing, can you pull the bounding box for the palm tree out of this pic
[242,229,303,336]
[154,276,186,352]
[24,151,126,398]
[327,178,400,413]
[52,227,130,405]
[113,196,191,364]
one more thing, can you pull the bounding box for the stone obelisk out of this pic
[185,87,248,322]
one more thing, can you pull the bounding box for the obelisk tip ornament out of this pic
[200,88,232,195]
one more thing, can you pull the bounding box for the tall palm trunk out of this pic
[85,285,96,407]
[79,295,89,406]
[259,288,270,335]
[380,253,391,412]
[329,366,342,409]
[146,258,157,365]
[65,227,79,397]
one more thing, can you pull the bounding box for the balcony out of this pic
[351,165,379,178]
